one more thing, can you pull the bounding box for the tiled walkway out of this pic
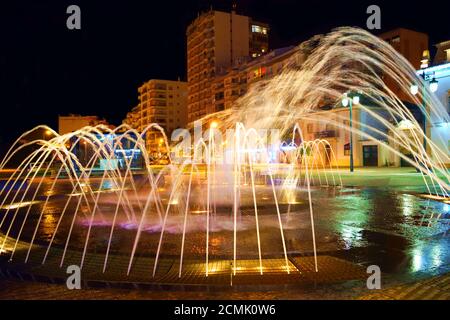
[359,273,450,300]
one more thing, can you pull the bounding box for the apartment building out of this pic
[58,114,112,135]
[122,79,187,156]
[211,43,312,112]
[186,10,269,122]
[123,106,140,129]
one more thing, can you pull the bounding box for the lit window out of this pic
[252,25,261,33]
[307,124,313,134]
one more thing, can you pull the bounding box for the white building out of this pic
[423,41,450,166]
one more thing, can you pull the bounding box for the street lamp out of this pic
[410,68,438,154]
[43,129,52,140]
[342,92,360,172]
[429,77,438,93]
[210,121,218,129]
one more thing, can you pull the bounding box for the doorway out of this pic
[363,145,378,166]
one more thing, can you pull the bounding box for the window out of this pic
[448,90,450,114]
[251,25,267,34]
[391,36,400,44]
[344,143,350,156]
[307,124,313,133]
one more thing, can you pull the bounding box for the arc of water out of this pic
[151,162,189,277]
[246,136,264,275]
[294,125,318,272]
[179,163,194,278]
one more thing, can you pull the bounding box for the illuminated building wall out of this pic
[58,115,112,135]
[297,106,392,167]
[122,79,187,157]
[421,51,450,166]
[379,28,429,103]
[186,10,269,123]
[211,44,308,112]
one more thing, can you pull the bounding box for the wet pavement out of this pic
[0,169,449,298]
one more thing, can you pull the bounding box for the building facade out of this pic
[424,41,450,166]
[379,28,429,70]
[122,79,187,157]
[186,10,269,122]
[379,28,429,103]
[58,115,112,135]
[296,105,392,168]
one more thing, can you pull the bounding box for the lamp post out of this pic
[342,93,360,172]
[410,50,438,155]
[410,69,438,155]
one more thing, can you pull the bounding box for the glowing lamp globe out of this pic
[342,96,349,107]
[410,84,419,95]
[429,78,438,93]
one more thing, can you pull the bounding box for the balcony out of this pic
[314,130,337,139]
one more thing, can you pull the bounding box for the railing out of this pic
[314,130,337,139]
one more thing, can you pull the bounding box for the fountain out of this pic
[0,27,448,287]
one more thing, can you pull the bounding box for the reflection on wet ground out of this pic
[0,179,449,285]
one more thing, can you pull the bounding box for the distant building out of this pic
[296,104,392,167]
[122,105,140,129]
[379,28,429,104]
[211,42,314,112]
[379,28,429,69]
[136,79,187,133]
[186,9,269,122]
[424,40,450,166]
[58,114,112,135]
[122,79,187,157]
[434,40,450,65]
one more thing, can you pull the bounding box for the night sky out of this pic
[1,0,450,149]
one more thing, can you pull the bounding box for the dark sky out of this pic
[1,0,450,148]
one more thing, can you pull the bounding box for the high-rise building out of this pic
[434,40,450,65]
[123,79,187,155]
[186,10,269,123]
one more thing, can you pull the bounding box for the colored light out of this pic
[410,84,419,95]
[429,78,438,92]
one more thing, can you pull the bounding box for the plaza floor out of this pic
[0,167,448,299]
[0,270,449,300]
